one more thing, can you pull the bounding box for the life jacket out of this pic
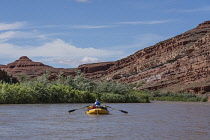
[95,101,100,105]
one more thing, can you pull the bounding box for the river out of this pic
[0,102,209,140]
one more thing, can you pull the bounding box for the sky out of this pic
[0,0,210,68]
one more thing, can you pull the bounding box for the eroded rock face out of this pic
[78,62,116,73]
[86,21,210,94]
[77,62,116,79]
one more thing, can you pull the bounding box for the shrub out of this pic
[0,71,149,104]
[147,90,208,102]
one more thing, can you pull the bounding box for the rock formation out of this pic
[1,21,210,94]
[78,62,116,78]
[1,56,76,80]
[90,21,210,94]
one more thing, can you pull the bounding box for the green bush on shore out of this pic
[0,72,149,104]
[148,90,208,102]
[0,82,149,104]
[0,82,97,104]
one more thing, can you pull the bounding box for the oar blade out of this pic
[68,109,76,113]
[106,106,128,114]
[120,110,128,114]
[68,105,90,114]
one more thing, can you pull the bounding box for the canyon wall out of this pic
[81,21,210,94]
[98,21,210,94]
[1,21,210,94]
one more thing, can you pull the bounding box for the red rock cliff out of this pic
[86,21,210,94]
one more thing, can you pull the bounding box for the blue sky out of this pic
[0,0,209,68]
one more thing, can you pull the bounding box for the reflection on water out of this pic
[0,102,210,140]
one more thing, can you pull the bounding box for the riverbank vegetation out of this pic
[0,70,208,104]
[148,90,208,102]
[0,71,149,104]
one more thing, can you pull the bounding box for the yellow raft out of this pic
[86,106,109,114]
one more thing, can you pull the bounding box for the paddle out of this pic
[68,105,89,113]
[106,106,128,114]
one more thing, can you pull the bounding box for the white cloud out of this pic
[75,0,90,3]
[0,39,123,67]
[80,57,99,64]
[118,20,172,25]
[27,20,169,31]
[0,31,47,42]
[27,20,170,30]
[0,22,26,31]
[0,31,17,41]
[53,56,99,67]
[28,39,120,57]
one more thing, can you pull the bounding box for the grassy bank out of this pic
[148,91,208,102]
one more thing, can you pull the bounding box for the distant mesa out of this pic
[5,56,46,68]
[1,56,58,79]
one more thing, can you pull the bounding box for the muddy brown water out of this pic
[0,102,209,140]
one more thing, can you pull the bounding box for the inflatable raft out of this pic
[86,106,109,114]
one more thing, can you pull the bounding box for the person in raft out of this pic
[92,99,100,108]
